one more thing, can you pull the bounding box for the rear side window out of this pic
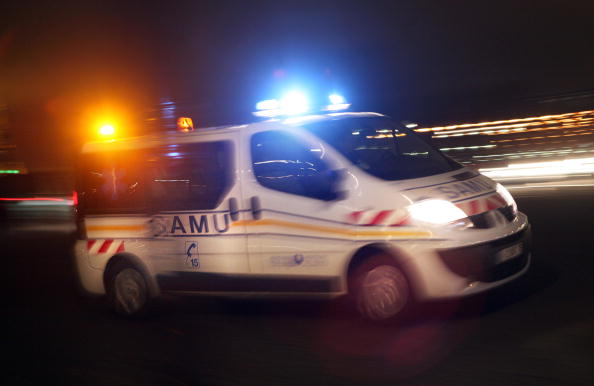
[78,141,234,214]
[148,141,234,210]
[78,151,147,214]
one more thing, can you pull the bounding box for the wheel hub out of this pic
[359,265,409,320]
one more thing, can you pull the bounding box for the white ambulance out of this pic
[74,104,531,321]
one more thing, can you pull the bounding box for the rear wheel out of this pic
[107,262,151,317]
[350,255,411,322]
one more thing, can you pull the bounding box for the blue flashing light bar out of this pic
[254,92,350,118]
[329,94,345,105]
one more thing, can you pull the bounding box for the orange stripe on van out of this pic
[232,219,431,238]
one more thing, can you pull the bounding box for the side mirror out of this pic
[329,168,347,183]
[322,169,348,201]
[331,190,348,201]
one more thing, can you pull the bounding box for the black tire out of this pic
[107,261,152,318]
[349,254,411,322]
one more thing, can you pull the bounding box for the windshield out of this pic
[302,116,461,180]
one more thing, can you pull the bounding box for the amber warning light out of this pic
[177,117,194,132]
[98,124,116,137]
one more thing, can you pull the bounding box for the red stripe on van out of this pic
[390,215,410,226]
[469,200,480,215]
[116,242,125,253]
[98,239,113,253]
[367,210,392,226]
[493,195,507,206]
[349,211,364,224]
[87,240,96,250]
[486,198,500,211]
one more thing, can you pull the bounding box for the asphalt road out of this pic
[1,190,593,385]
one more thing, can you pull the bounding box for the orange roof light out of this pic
[177,117,194,132]
[98,124,116,137]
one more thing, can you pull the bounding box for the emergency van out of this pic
[74,110,531,321]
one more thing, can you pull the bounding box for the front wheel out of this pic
[350,256,411,322]
[107,262,151,317]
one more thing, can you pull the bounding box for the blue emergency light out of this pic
[254,92,350,118]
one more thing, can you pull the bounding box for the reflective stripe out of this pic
[97,239,113,253]
[232,219,431,238]
[368,210,393,226]
[86,239,125,254]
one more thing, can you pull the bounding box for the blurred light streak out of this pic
[480,157,594,180]
[432,121,594,138]
[471,148,594,160]
[417,109,594,133]
[492,131,594,143]
[0,197,74,206]
[508,183,594,190]
[440,144,496,151]
[0,197,66,202]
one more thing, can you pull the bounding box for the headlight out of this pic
[408,199,467,225]
[496,183,517,214]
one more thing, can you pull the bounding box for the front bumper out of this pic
[437,225,531,283]
[403,221,532,300]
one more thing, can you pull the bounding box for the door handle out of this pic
[250,196,262,220]
[228,197,239,221]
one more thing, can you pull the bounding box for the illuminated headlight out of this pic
[408,199,467,225]
[496,183,517,214]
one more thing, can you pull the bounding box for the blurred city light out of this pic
[417,110,594,136]
[480,157,594,180]
[414,109,594,175]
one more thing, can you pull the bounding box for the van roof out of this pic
[81,111,387,154]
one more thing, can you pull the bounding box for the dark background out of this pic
[1,0,594,172]
[1,3,593,383]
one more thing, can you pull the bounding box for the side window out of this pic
[147,141,234,210]
[251,131,337,200]
[78,151,147,214]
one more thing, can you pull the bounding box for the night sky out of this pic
[1,0,593,171]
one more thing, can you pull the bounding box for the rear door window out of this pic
[147,141,234,211]
[78,151,147,214]
[78,141,235,214]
